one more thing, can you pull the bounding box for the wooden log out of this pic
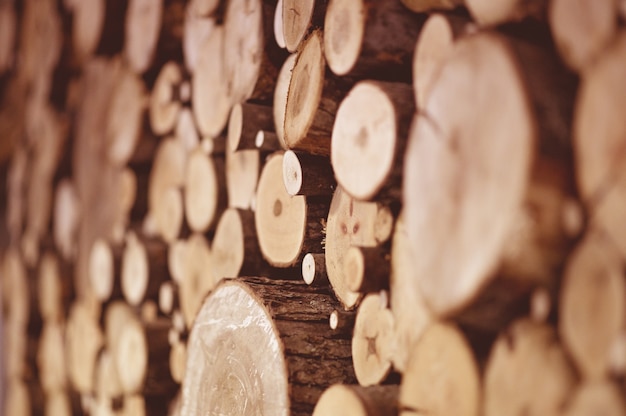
[302,252,329,286]
[181,277,355,416]
[0,0,16,74]
[255,129,283,152]
[121,231,170,306]
[332,80,413,201]
[66,300,104,394]
[191,25,231,138]
[188,0,220,18]
[6,144,28,246]
[227,102,275,152]
[178,233,218,328]
[284,30,351,155]
[282,0,326,52]
[37,322,68,393]
[182,8,216,74]
[403,31,577,319]
[564,381,626,416]
[38,251,73,323]
[158,281,179,316]
[466,0,546,26]
[573,32,626,258]
[67,0,127,60]
[150,61,189,136]
[325,186,394,309]
[94,348,123,404]
[167,239,188,285]
[549,0,619,72]
[344,246,390,294]
[184,148,226,232]
[559,228,625,380]
[274,0,286,48]
[389,211,432,373]
[400,0,462,12]
[329,309,356,332]
[413,13,471,108]
[88,238,123,302]
[169,339,187,384]
[483,319,576,416]
[283,150,336,196]
[324,0,424,80]
[255,153,328,267]
[225,146,261,210]
[124,0,185,74]
[352,292,394,386]
[313,384,399,416]
[273,53,296,149]
[52,178,81,262]
[175,107,200,153]
[399,322,480,416]
[4,378,31,416]
[44,390,74,416]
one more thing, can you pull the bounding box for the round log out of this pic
[466,0,546,26]
[184,148,226,232]
[150,61,188,136]
[313,384,399,416]
[182,8,216,74]
[344,246,390,294]
[88,238,123,302]
[283,150,335,197]
[53,178,81,262]
[66,300,104,394]
[228,102,275,152]
[564,381,626,416]
[302,252,328,286]
[282,0,326,52]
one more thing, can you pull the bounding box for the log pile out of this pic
[1,0,625,415]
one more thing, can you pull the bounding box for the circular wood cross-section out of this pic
[255,153,307,267]
[324,0,365,76]
[150,61,184,136]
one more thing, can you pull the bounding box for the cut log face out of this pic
[283,150,336,197]
[325,186,392,309]
[66,301,104,394]
[124,0,163,73]
[182,277,355,416]
[483,319,576,416]
[192,26,231,138]
[255,153,309,267]
[274,0,286,48]
[549,0,618,71]
[403,33,535,317]
[564,381,626,416]
[332,81,413,200]
[223,0,264,104]
[399,322,480,416]
[225,145,260,210]
[52,183,80,261]
[466,0,545,26]
[302,253,328,286]
[114,316,148,393]
[282,0,317,52]
[182,10,216,74]
[88,238,118,302]
[273,53,297,148]
[184,148,222,232]
[352,293,394,386]
[121,232,150,306]
[175,107,200,152]
[313,384,399,416]
[559,229,625,379]
[37,322,68,393]
[323,0,366,75]
[150,61,185,136]
[179,233,217,328]
[38,252,68,323]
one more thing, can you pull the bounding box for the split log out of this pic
[124,0,185,74]
[324,186,394,309]
[192,25,231,138]
[399,322,480,416]
[150,61,189,136]
[282,0,326,52]
[183,148,226,232]
[549,0,619,72]
[483,319,576,416]
[403,31,577,319]
[302,252,329,286]
[181,277,355,416]
[273,53,296,149]
[121,231,170,306]
[182,7,216,74]
[178,233,217,328]
[254,153,328,267]
[564,381,626,416]
[400,0,462,12]
[88,238,123,302]
[284,30,351,155]
[573,32,626,258]
[352,292,394,386]
[52,178,81,262]
[344,246,390,294]
[331,80,413,201]
[324,0,424,80]
[559,228,625,380]
[413,13,470,108]
[389,211,432,373]
[283,150,335,196]
[37,322,68,393]
[227,102,275,152]
[313,384,399,416]
[466,0,546,26]
[66,300,104,394]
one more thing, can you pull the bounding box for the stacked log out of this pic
[1,0,626,414]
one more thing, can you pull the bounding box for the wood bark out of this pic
[273,53,296,149]
[399,322,480,416]
[344,245,390,294]
[283,150,336,196]
[227,102,275,152]
[284,30,351,156]
[255,153,329,267]
[324,0,424,80]
[483,319,577,416]
[181,277,356,416]
[313,384,399,416]
[302,252,329,286]
[332,80,414,201]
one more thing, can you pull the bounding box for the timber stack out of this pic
[0,0,625,414]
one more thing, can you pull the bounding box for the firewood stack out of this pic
[1,0,625,414]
